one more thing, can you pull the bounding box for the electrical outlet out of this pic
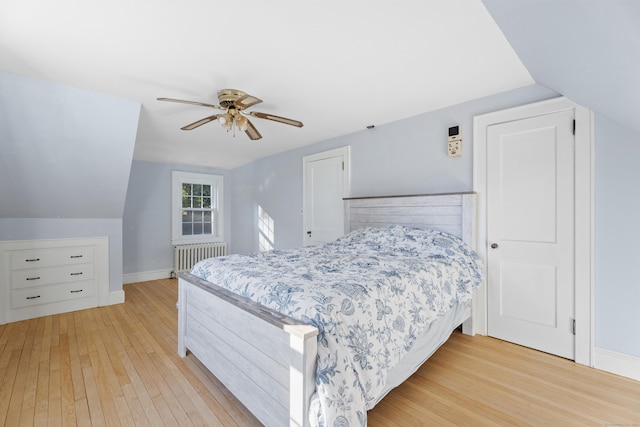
[448,140,462,157]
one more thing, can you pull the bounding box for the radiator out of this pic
[173,242,227,274]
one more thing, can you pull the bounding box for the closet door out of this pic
[486,109,575,360]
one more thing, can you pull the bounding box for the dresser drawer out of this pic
[1,236,108,324]
[11,263,95,290]
[11,280,96,309]
[11,246,94,270]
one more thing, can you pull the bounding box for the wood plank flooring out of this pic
[1,278,638,426]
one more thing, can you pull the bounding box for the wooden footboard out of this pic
[178,273,318,427]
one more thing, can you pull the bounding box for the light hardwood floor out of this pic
[1,278,639,426]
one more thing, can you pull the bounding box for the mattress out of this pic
[374,299,471,405]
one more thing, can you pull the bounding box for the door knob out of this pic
[491,243,499,249]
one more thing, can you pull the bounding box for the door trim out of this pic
[302,146,351,244]
[473,97,594,366]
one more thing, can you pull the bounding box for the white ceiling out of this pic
[0,0,533,169]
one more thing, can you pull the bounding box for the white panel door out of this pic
[487,110,575,359]
[303,147,349,246]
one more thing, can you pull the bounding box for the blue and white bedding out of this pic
[191,224,484,427]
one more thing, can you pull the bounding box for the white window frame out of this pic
[172,171,224,245]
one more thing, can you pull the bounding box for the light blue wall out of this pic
[122,160,232,275]
[230,150,318,254]
[482,0,640,140]
[230,84,558,254]
[594,114,640,357]
[120,84,640,360]
[0,71,140,218]
[230,86,640,359]
[0,71,139,294]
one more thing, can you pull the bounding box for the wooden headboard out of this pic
[343,192,476,247]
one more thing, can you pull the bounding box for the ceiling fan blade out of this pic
[244,118,262,140]
[249,111,303,128]
[157,97,223,110]
[235,94,263,109]
[181,114,219,130]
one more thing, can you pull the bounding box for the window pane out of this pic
[173,173,223,243]
[182,223,192,236]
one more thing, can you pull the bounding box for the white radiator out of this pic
[173,242,227,274]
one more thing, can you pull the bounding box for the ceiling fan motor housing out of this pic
[218,89,247,109]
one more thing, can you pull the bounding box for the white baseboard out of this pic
[593,346,640,382]
[108,290,125,305]
[123,269,173,284]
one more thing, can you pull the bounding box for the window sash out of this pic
[172,171,224,245]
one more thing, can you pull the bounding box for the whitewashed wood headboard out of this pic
[343,192,476,248]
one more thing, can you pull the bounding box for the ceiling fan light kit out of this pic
[157,89,303,141]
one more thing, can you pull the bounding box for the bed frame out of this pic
[177,192,476,427]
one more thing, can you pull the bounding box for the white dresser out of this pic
[1,237,109,324]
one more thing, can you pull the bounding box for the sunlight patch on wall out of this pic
[258,205,275,251]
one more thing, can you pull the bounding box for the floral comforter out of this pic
[191,225,484,427]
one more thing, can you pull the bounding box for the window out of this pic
[172,171,223,245]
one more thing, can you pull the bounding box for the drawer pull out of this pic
[26,277,41,281]
[70,272,83,276]
[70,255,83,259]
[26,295,41,300]
[70,289,83,294]
[26,258,40,262]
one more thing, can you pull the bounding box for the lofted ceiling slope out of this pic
[0,72,140,219]
[483,0,640,137]
[0,0,533,170]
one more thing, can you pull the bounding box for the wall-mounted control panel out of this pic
[448,125,462,157]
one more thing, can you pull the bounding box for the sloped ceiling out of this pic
[0,0,533,170]
[0,72,140,218]
[483,0,640,136]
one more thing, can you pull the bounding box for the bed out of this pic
[177,192,483,427]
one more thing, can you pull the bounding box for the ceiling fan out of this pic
[157,89,303,140]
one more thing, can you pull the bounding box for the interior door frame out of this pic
[473,96,594,366]
[302,146,351,245]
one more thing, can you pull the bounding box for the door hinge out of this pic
[572,119,576,135]
[572,318,576,335]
